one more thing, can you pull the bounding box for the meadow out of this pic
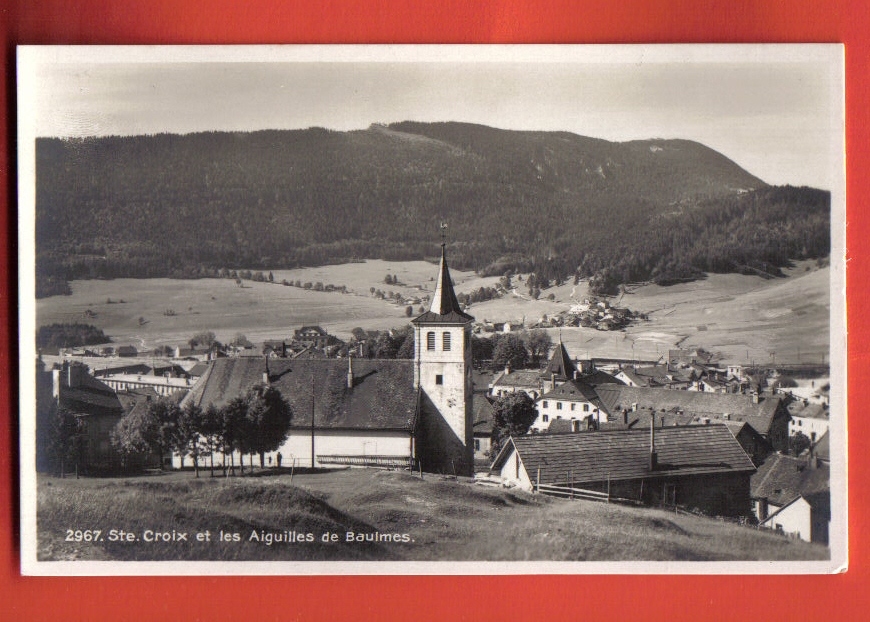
[37,469,829,563]
[34,259,830,365]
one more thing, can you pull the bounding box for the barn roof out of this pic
[493,424,755,485]
[594,386,784,435]
[187,357,418,431]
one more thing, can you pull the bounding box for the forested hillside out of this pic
[35,122,829,296]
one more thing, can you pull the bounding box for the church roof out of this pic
[187,357,419,431]
[413,244,473,324]
[543,341,577,380]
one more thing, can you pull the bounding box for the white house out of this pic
[530,379,604,432]
[788,402,829,441]
[751,452,830,544]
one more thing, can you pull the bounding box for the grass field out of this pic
[34,259,830,365]
[36,469,828,562]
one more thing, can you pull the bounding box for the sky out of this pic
[20,45,843,189]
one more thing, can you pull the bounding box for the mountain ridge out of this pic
[35,122,827,297]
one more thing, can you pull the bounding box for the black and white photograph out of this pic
[17,45,846,574]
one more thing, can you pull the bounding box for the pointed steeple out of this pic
[413,243,474,324]
[543,338,577,380]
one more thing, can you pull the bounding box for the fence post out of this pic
[607,473,611,504]
[536,467,541,494]
[570,471,574,499]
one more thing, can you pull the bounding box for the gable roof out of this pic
[540,378,599,403]
[750,452,829,509]
[188,357,418,431]
[594,386,784,435]
[814,431,830,462]
[493,424,755,485]
[58,369,123,416]
[412,245,473,324]
[543,341,577,380]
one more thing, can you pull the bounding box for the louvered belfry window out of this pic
[442,332,451,351]
[427,331,436,350]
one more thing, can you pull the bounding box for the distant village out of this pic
[37,249,832,548]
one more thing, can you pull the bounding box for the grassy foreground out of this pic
[37,469,828,562]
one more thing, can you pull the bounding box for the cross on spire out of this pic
[439,220,448,246]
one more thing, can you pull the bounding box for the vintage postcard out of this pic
[17,44,846,575]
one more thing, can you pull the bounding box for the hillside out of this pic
[35,122,829,296]
[37,469,828,562]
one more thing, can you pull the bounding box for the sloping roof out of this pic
[472,395,495,435]
[594,386,784,434]
[412,245,473,324]
[59,372,123,415]
[189,357,418,431]
[599,409,696,430]
[543,341,576,380]
[547,419,576,433]
[188,362,211,377]
[790,403,828,420]
[492,370,541,389]
[750,453,830,508]
[814,431,830,462]
[578,369,624,387]
[540,379,599,403]
[495,425,755,485]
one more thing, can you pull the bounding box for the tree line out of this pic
[35,124,828,298]
[111,385,292,476]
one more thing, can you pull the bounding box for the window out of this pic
[474,439,481,451]
[542,414,549,422]
[542,401,548,408]
[583,404,590,412]
[435,374,443,385]
[571,403,576,411]
[442,332,451,350]
[427,332,435,350]
[556,402,563,410]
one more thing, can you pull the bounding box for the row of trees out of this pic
[111,385,292,476]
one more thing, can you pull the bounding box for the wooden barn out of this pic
[491,424,756,517]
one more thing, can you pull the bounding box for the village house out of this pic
[530,379,605,432]
[472,394,495,459]
[751,452,830,544]
[293,325,331,350]
[787,402,830,442]
[179,243,478,476]
[491,424,756,517]
[594,385,791,452]
[489,369,543,399]
[37,360,160,472]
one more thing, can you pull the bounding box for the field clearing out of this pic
[472,261,830,365]
[36,469,828,563]
[35,261,830,365]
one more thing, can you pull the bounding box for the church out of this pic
[179,243,476,476]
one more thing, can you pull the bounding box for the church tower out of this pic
[412,240,475,475]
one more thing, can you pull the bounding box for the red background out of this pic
[1,1,866,620]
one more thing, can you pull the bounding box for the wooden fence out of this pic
[316,454,415,469]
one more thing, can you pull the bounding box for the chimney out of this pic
[262,357,270,385]
[347,355,354,389]
[649,417,658,471]
[622,408,628,425]
[751,391,759,404]
[573,370,579,381]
